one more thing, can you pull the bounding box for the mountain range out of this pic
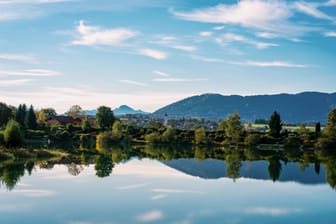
[153,92,336,124]
[84,105,148,116]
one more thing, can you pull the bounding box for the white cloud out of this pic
[11,189,57,197]
[137,48,167,60]
[0,0,74,4]
[0,53,38,64]
[72,20,138,46]
[230,60,307,68]
[213,25,225,30]
[190,55,224,63]
[255,32,278,39]
[172,0,297,33]
[153,70,171,77]
[153,78,207,82]
[294,2,332,20]
[325,0,336,6]
[136,210,164,222]
[116,184,147,190]
[118,79,147,87]
[244,207,302,216]
[216,33,279,49]
[171,45,197,52]
[325,31,336,37]
[151,194,167,200]
[0,79,32,86]
[199,31,212,37]
[0,69,59,76]
[152,188,206,194]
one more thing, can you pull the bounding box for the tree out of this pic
[66,105,84,119]
[25,105,37,129]
[0,102,13,128]
[315,122,321,139]
[195,127,206,145]
[269,111,282,138]
[111,120,123,141]
[3,120,23,147]
[37,108,56,123]
[161,128,176,143]
[96,106,115,130]
[82,117,91,131]
[225,112,244,145]
[322,108,336,146]
[15,104,27,126]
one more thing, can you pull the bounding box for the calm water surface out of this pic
[1,149,336,224]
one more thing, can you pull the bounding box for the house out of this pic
[46,115,82,126]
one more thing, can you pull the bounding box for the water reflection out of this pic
[1,145,336,190]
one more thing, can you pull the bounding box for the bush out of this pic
[0,131,4,145]
[3,120,23,147]
[284,136,301,148]
[245,134,261,146]
[145,132,161,144]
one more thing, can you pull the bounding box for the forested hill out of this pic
[153,92,336,124]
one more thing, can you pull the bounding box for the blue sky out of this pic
[0,0,335,113]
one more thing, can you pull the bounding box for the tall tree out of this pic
[315,122,321,139]
[96,106,115,130]
[195,127,206,145]
[324,108,336,144]
[269,111,282,138]
[0,102,13,127]
[66,105,85,118]
[15,104,27,126]
[25,105,37,129]
[224,112,244,144]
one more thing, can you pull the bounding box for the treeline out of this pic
[1,101,336,150]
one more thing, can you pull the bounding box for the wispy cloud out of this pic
[151,194,167,200]
[230,60,308,68]
[0,79,32,86]
[136,210,164,222]
[116,183,148,190]
[153,70,171,77]
[244,207,302,216]
[324,31,336,37]
[152,188,206,194]
[172,0,306,35]
[153,78,207,82]
[215,33,279,49]
[294,2,332,20]
[213,25,225,30]
[190,55,224,63]
[118,79,147,87]
[0,53,38,64]
[171,45,197,52]
[199,31,212,37]
[325,0,336,6]
[137,48,167,60]
[0,69,59,76]
[255,32,278,39]
[0,0,74,4]
[11,189,57,197]
[72,20,138,46]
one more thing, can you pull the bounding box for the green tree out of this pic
[82,117,91,131]
[95,154,114,178]
[269,111,282,138]
[195,127,206,145]
[161,128,176,143]
[268,156,282,182]
[25,105,37,129]
[66,105,85,119]
[225,112,244,145]
[15,104,27,126]
[317,108,336,148]
[3,120,23,147]
[37,108,56,123]
[315,122,321,139]
[111,120,123,141]
[96,106,115,130]
[0,102,13,128]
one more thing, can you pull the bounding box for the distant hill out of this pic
[113,105,149,116]
[162,159,326,185]
[153,92,336,124]
[84,105,148,116]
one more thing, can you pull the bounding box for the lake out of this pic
[1,146,336,223]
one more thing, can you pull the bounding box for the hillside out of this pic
[153,92,336,123]
[84,105,148,116]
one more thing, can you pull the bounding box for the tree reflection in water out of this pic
[1,145,336,190]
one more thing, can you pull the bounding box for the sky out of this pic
[0,0,335,113]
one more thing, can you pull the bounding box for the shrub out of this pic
[3,120,23,147]
[245,134,261,146]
